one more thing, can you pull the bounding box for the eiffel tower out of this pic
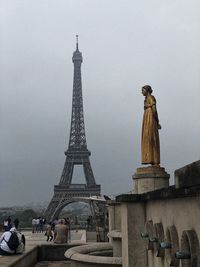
[45,36,101,220]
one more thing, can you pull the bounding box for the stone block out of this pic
[133,166,170,194]
[175,160,200,188]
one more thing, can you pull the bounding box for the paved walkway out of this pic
[25,229,86,246]
[34,261,71,267]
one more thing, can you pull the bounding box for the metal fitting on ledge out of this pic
[159,242,172,249]
[175,251,191,259]
[149,237,159,243]
[141,232,149,238]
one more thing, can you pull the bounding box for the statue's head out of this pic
[142,85,153,95]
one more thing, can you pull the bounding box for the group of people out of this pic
[45,217,70,243]
[0,217,25,256]
[31,217,46,233]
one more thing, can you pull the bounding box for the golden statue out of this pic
[141,85,161,166]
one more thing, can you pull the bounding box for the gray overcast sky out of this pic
[0,0,200,206]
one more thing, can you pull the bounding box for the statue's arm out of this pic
[151,97,161,128]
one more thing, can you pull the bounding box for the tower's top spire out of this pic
[76,34,79,51]
[72,34,82,63]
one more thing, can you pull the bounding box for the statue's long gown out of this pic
[141,95,160,165]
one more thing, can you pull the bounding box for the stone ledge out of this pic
[0,246,38,267]
[133,166,170,179]
[107,230,122,239]
[0,243,82,267]
[116,185,200,203]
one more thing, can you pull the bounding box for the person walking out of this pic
[46,223,53,242]
[64,217,71,242]
[32,218,36,233]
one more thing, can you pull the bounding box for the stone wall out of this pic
[112,193,200,267]
[145,196,200,267]
[111,161,200,267]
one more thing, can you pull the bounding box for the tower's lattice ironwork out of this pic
[45,37,101,220]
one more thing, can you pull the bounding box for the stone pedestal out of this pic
[133,166,170,194]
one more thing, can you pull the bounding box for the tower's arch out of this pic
[53,198,93,220]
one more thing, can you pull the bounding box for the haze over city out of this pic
[0,0,200,206]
